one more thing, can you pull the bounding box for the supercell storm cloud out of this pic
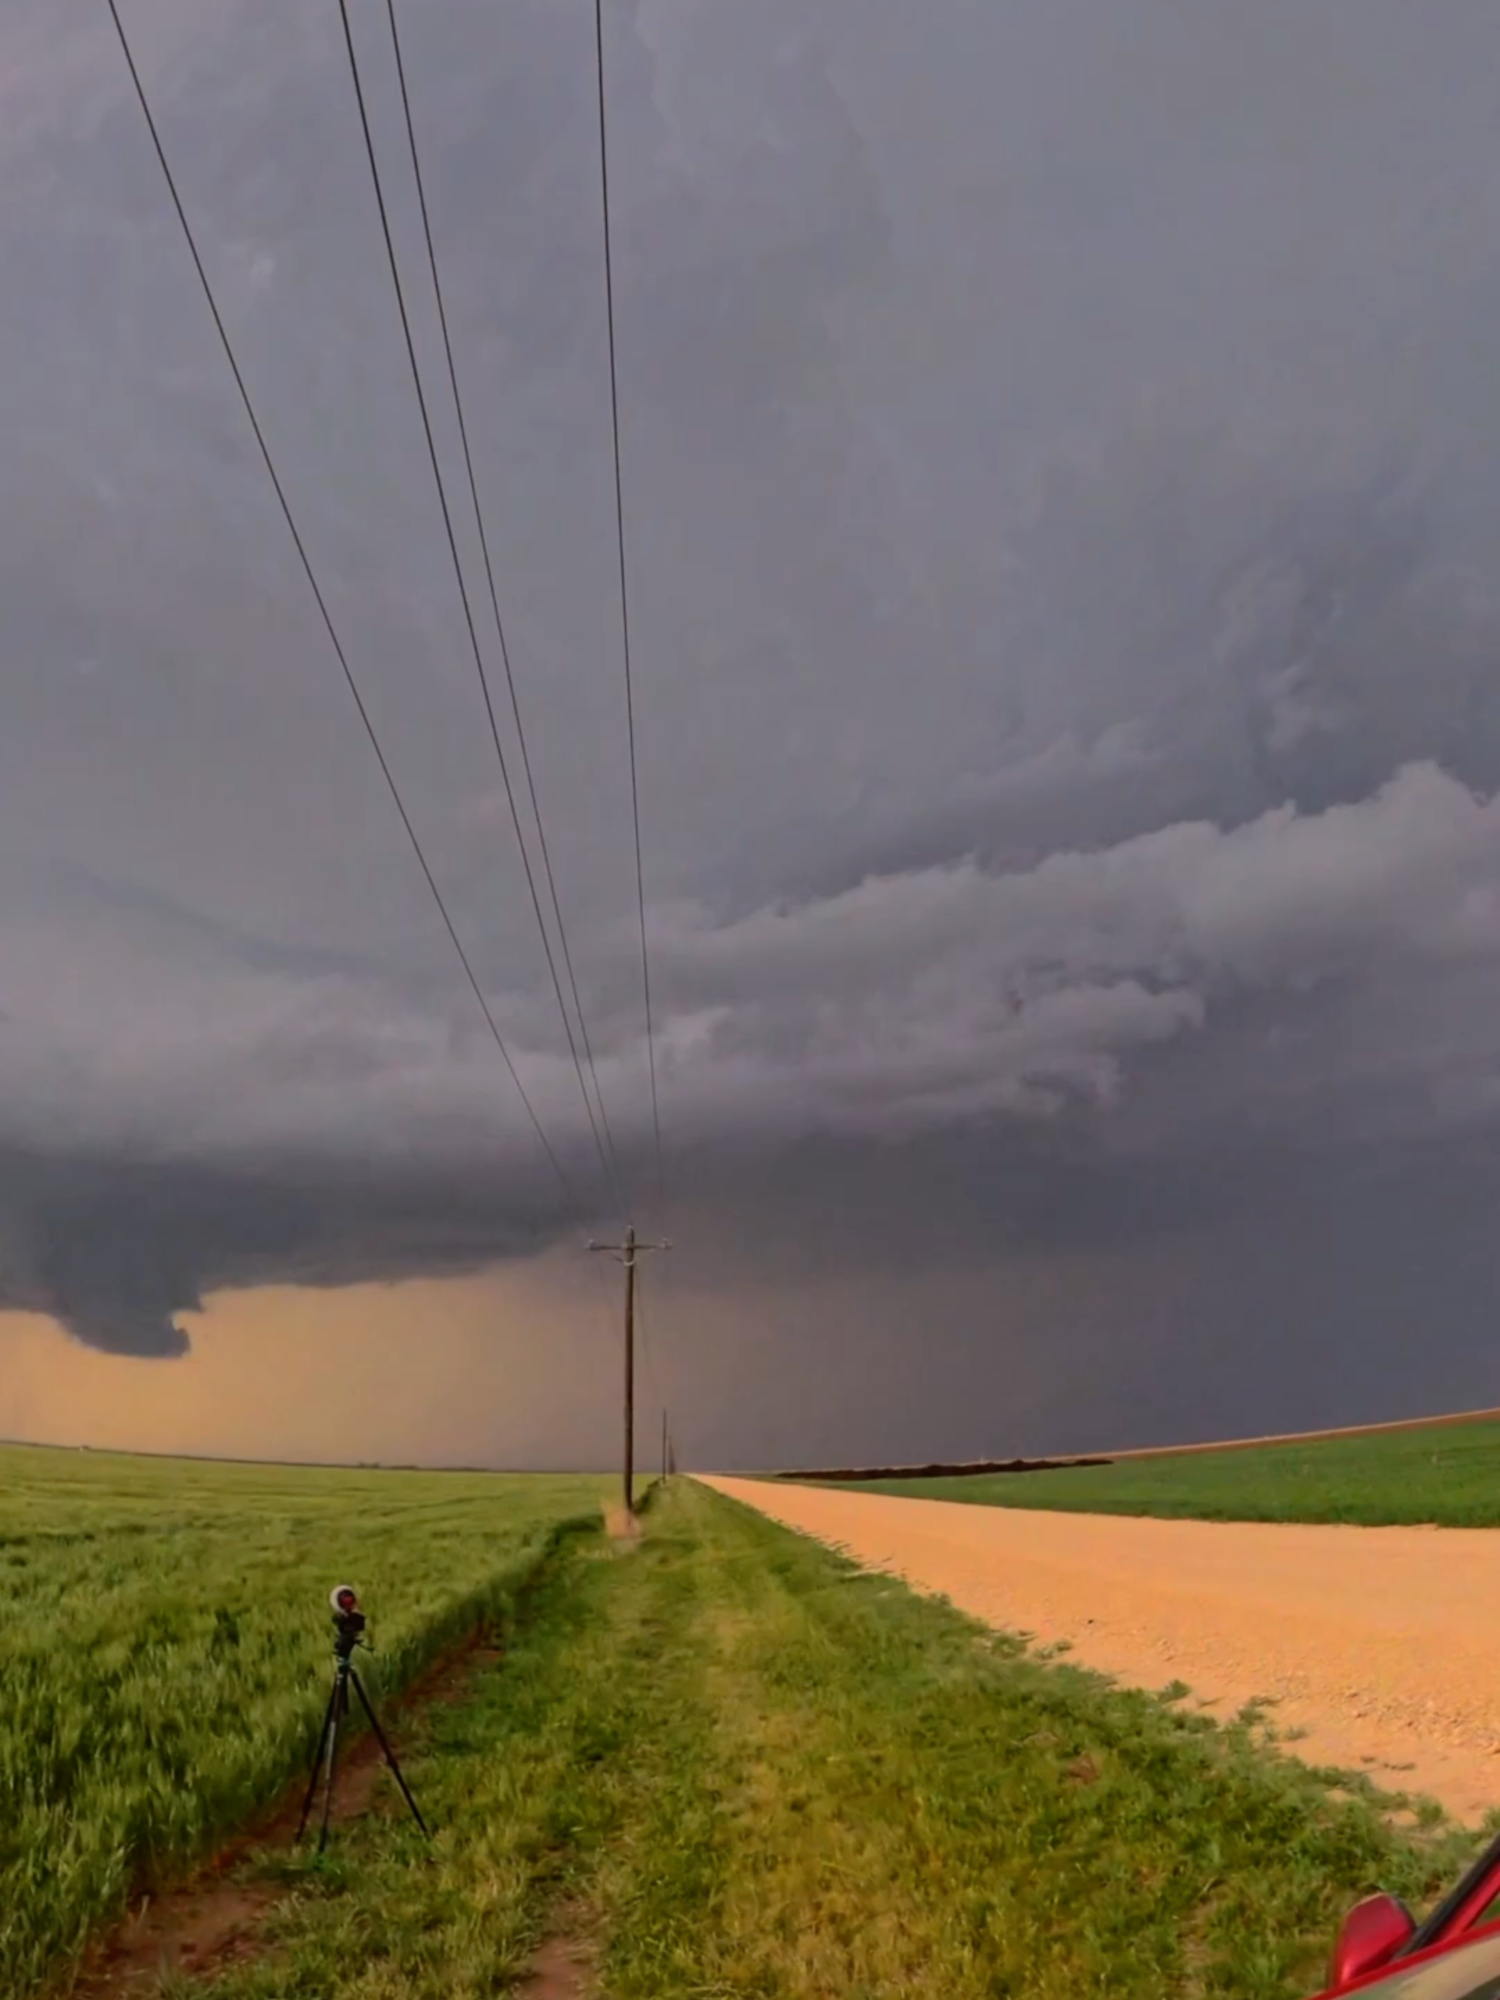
[3,0,1500,1457]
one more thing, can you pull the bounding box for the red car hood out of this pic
[1314,1923,1500,1997]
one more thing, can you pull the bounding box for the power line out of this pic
[634,1253,664,1412]
[103,0,578,1215]
[592,0,666,1229]
[381,0,632,1220]
[335,0,626,1223]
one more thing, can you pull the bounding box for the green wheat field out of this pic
[825,1417,1500,1523]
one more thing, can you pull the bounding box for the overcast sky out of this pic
[5,0,1500,1468]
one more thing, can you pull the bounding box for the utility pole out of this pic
[588,1226,669,1516]
[661,1407,669,1482]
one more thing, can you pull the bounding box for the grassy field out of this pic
[821,1416,1500,1524]
[0,1444,604,1998]
[142,1480,1477,2000]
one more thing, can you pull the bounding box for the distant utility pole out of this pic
[588,1225,669,1516]
[661,1408,669,1482]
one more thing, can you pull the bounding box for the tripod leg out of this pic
[297,1680,338,1843]
[350,1668,430,1838]
[317,1674,347,1855]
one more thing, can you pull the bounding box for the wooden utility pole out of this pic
[588,1226,668,1515]
[661,1408,669,1481]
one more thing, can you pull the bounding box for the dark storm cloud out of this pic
[5,0,1500,1451]
[0,1139,574,1358]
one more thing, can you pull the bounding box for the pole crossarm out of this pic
[588,1238,670,1261]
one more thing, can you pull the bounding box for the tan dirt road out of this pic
[700,1475,1500,1826]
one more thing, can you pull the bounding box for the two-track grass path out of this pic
[702,1475,1500,1824]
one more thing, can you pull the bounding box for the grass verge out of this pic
[167,1479,1475,2000]
[820,1417,1500,1524]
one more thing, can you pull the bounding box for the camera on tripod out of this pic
[301,1584,429,1852]
[328,1583,367,1659]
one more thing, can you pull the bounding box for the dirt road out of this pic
[700,1475,1500,1825]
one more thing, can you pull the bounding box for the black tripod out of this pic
[296,1620,429,1853]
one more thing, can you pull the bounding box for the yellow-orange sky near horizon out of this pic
[0,1260,620,1467]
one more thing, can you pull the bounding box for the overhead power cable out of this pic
[591,1,680,1437]
[380,0,631,1220]
[592,0,667,1230]
[335,0,627,1224]
[103,0,578,1215]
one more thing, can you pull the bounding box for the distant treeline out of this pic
[775,1456,1114,1482]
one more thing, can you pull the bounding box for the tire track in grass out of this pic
[159,1499,725,2000]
